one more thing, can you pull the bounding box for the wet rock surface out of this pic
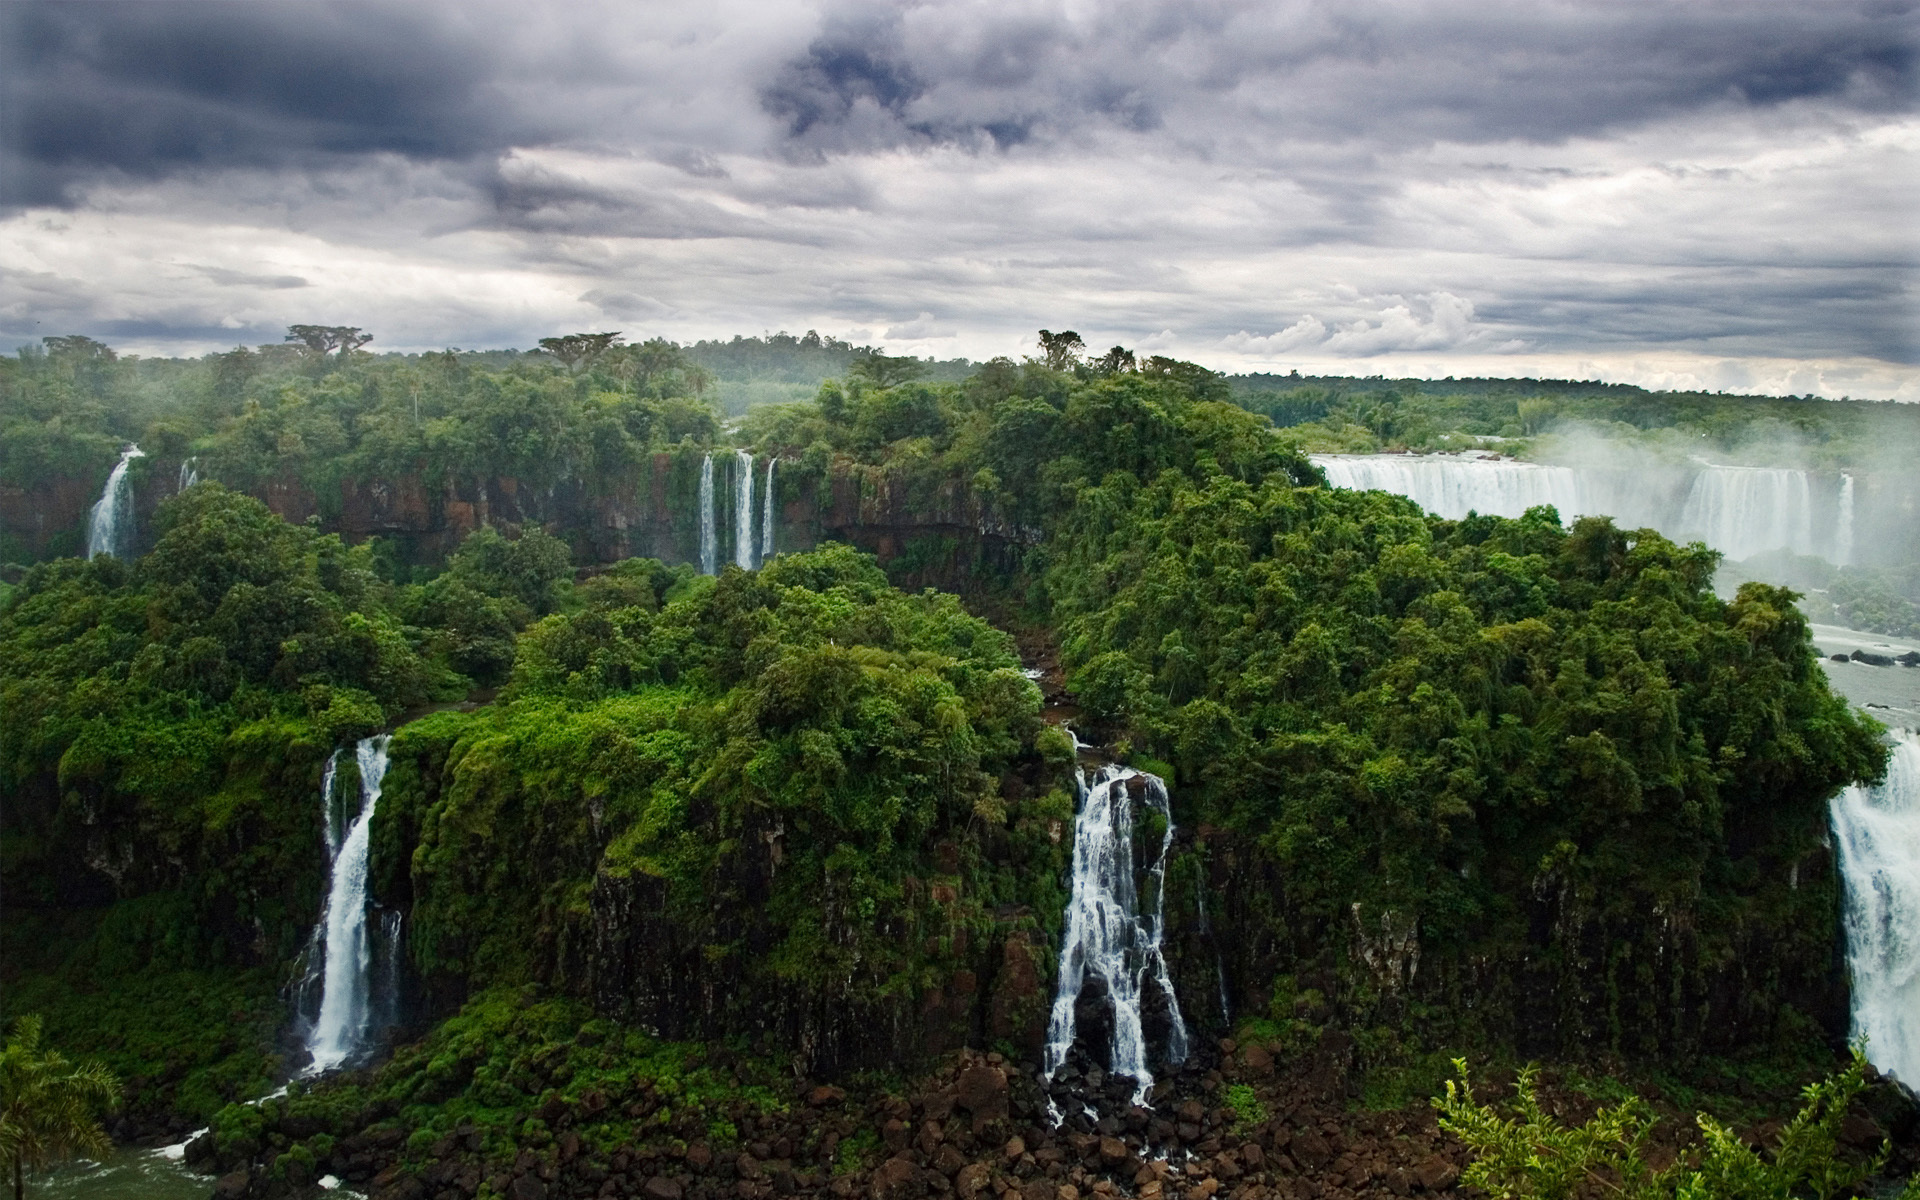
[181,1034,1920,1200]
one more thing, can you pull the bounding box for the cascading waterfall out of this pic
[1315,453,1854,565]
[1832,731,1920,1086]
[304,735,393,1074]
[698,454,717,576]
[86,444,144,559]
[1677,464,1814,561]
[1836,474,1856,568]
[735,449,756,571]
[761,457,777,561]
[177,456,199,493]
[1311,454,1583,523]
[1042,746,1189,1106]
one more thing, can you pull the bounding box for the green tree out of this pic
[849,350,927,388]
[1036,329,1085,371]
[0,1015,119,1200]
[537,332,623,373]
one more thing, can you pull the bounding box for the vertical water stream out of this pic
[735,449,756,570]
[698,454,717,576]
[761,457,777,561]
[1042,742,1189,1106]
[1836,474,1856,568]
[304,735,393,1073]
[1832,730,1920,1086]
[86,445,144,559]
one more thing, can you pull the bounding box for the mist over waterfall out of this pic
[735,449,756,570]
[698,455,717,576]
[762,457,777,561]
[303,735,394,1074]
[1043,748,1189,1107]
[85,444,144,559]
[1832,731,1920,1086]
[1676,465,1814,561]
[1837,475,1855,567]
[1313,452,1860,566]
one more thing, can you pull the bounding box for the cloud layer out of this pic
[1,0,1914,395]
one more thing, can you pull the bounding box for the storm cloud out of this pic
[1,0,1914,394]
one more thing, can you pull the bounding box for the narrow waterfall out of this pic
[177,456,199,493]
[1832,731,1920,1086]
[305,735,393,1074]
[1311,454,1583,522]
[85,444,145,559]
[1836,474,1856,568]
[698,454,717,576]
[735,449,756,571]
[1677,465,1814,561]
[761,457,777,561]
[1042,751,1189,1106]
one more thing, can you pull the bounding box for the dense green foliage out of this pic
[374,544,1062,1035]
[1436,1048,1904,1200]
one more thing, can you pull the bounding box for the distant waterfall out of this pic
[1833,731,1920,1086]
[698,455,717,576]
[304,735,393,1074]
[1677,465,1814,561]
[1312,454,1583,522]
[735,449,756,571]
[761,457,777,561]
[85,444,144,559]
[1315,453,1854,565]
[177,457,199,493]
[1042,747,1189,1106]
[1836,475,1856,568]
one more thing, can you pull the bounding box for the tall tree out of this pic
[0,1016,119,1200]
[285,325,372,360]
[849,350,927,388]
[537,332,624,373]
[1036,329,1085,371]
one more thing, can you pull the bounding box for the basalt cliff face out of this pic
[2,452,1034,574]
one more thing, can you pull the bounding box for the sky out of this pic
[1,0,1915,397]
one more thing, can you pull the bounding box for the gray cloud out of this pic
[0,0,1912,392]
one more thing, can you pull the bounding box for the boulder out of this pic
[955,1162,993,1199]
[956,1066,1010,1119]
[646,1176,685,1200]
[871,1155,927,1200]
[213,1169,251,1200]
[1413,1156,1458,1191]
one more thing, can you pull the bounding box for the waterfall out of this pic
[319,750,343,856]
[85,444,144,559]
[1832,731,1920,1086]
[1042,751,1189,1106]
[1314,453,1845,565]
[177,457,199,493]
[698,454,717,576]
[761,457,777,561]
[1836,475,1855,568]
[1311,454,1583,522]
[1677,465,1814,561]
[304,735,393,1074]
[735,449,756,571]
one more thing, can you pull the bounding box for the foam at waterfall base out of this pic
[1833,731,1920,1087]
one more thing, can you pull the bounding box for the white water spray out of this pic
[761,457,777,562]
[177,457,199,493]
[86,444,144,559]
[1832,731,1920,1086]
[698,455,717,576]
[305,735,392,1073]
[1042,747,1189,1106]
[1836,474,1855,568]
[735,449,756,571]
